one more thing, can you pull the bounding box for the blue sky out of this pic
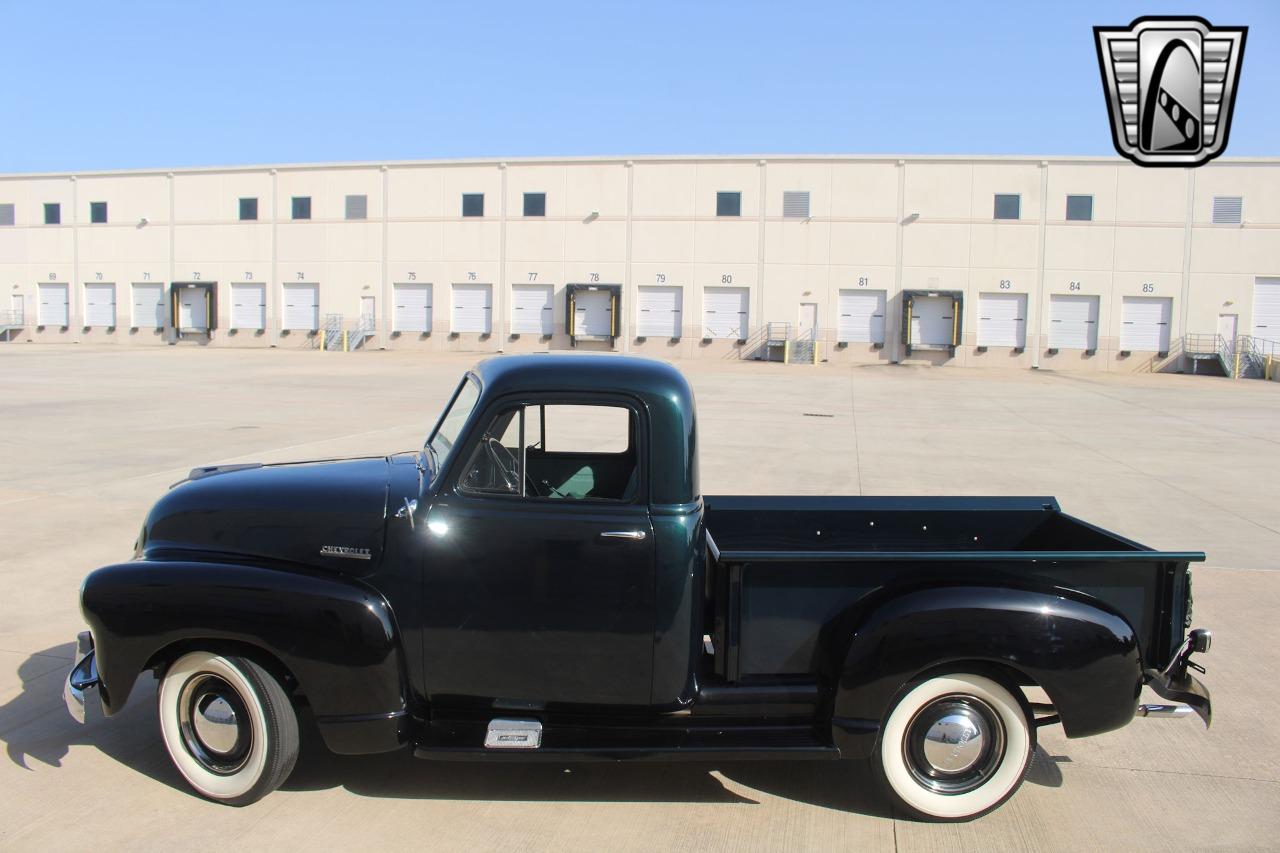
[1,1,1275,172]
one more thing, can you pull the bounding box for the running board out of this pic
[415,719,840,762]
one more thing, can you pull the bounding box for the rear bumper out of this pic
[1143,668,1212,726]
[64,631,99,724]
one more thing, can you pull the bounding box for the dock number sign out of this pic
[1094,16,1246,167]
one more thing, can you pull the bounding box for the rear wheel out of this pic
[875,672,1034,821]
[158,651,299,806]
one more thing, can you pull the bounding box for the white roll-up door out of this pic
[282,283,319,331]
[1120,296,1172,351]
[572,289,613,337]
[637,286,682,338]
[37,283,69,326]
[1049,295,1099,350]
[84,283,116,327]
[393,283,433,333]
[703,286,749,339]
[231,283,266,330]
[977,292,1027,348]
[132,283,164,328]
[452,283,492,333]
[1252,277,1280,341]
[909,295,954,346]
[511,284,553,335]
[837,289,886,343]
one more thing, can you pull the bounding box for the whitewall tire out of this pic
[158,651,299,806]
[876,672,1034,821]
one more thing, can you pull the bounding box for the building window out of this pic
[523,192,546,217]
[345,194,368,220]
[1066,195,1093,222]
[90,201,108,224]
[291,196,311,220]
[239,197,258,221]
[462,193,484,217]
[993,194,1020,220]
[716,191,741,217]
[1212,196,1243,224]
[0,203,13,226]
[44,203,61,225]
[782,191,810,218]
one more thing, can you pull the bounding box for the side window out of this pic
[458,403,639,501]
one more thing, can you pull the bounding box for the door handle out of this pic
[600,530,646,541]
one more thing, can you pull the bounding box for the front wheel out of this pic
[158,651,299,806]
[875,672,1035,821]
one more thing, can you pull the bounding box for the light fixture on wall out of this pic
[901,212,920,225]
[137,217,149,229]
[583,211,599,223]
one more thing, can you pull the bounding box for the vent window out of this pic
[993,194,1020,220]
[716,191,741,217]
[783,191,810,218]
[44,203,61,224]
[90,201,108,223]
[523,192,546,217]
[1066,195,1093,222]
[1212,196,1243,224]
[345,194,368,220]
[462,193,484,217]
[0,203,13,226]
[291,196,312,220]
[239,197,258,221]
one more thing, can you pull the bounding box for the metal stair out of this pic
[1181,334,1279,379]
[0,309,24,342]
[1182,334,1230,376]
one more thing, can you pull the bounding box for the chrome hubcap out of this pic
[177,674,251,774]
[903,695,1006,794]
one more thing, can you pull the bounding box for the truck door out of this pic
[421,398,656,707]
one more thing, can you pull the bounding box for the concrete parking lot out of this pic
[1,345,1277,851]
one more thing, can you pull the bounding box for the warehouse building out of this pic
[1,154,1277,373]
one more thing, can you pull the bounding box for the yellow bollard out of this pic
[342,330,349,352]
[783,340,791,363]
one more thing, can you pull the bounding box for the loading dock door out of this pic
[84,283,116,327]
[282,283,319,331]
[132,283,164,328]
[637,285,682,338]
[837,289,886,344]
[452,283,492,333]
[511,284,554,335]
[1048,294,1099,350]
[909,296,954,347]
[393,283,432,333]
[977,292,1027,348]
[231,283,266,330]
[573,289,613,338]
[37,283,69,326]
[703,286,749,339]
[1120,296,1172,352]
[1253,277,1280,341]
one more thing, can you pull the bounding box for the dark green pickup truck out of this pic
[67,354,1212,820]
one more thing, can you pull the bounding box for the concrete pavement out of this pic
[1,346,1276,850]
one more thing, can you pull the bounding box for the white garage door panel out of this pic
[704,287,749,339]
[1253,277,1280,341]
[393,283,433,333]
[573,289,613,337]
[283,283,319,331]
[1120,296,1172,351]
[637,286,682,338]
[452,283,492,333]
[84,283,116,327]
[231,283,266,330]
[37,283,69,326]
[838,289,886,343]
[1049,295,1099,350]
[132,283,164,328]
[512,284,553,335]
[977,292,1026,348]
[909,296,954,346]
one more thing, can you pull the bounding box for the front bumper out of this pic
[64,631,99,724]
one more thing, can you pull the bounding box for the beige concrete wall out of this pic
[1,155,1277,372]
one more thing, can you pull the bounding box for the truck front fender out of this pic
[831,585,1140,758]
[81,560,409,754]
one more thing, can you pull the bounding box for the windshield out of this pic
[427,377,481,467]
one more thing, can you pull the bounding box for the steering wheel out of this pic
[483,436,520,492]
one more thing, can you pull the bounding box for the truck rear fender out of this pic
[830,585,1141,758]
[80,560,411,755]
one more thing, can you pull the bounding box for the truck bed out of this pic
[703,495,1204,682]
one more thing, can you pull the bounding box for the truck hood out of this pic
[141,456,396,574]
